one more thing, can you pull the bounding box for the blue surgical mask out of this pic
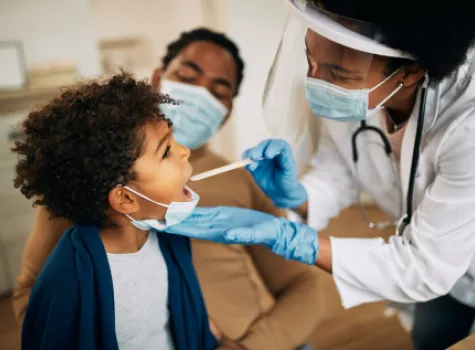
[304,68,403,122]
[124,186,200,231]
[160,80,229,149]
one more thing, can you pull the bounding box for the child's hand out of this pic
[217,337,248,350]
[208,320,247,350]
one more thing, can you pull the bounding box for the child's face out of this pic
[123,119,192,220]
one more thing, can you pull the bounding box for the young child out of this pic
[13,73,217,350]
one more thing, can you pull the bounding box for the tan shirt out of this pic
[12,146,320,350]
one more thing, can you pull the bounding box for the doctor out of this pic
[166,0,475,349]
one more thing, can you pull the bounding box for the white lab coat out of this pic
[300,54,475,309]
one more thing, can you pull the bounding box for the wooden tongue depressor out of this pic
[190,158,260,181]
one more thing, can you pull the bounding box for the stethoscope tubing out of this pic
[352,76,429,235]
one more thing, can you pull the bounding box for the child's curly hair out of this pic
[13,72,174,228]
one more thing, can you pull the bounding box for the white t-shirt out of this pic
[107,232,174,350]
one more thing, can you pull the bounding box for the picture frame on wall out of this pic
[0,41,27,91]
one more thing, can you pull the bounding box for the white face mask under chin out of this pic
[123,186,200,231]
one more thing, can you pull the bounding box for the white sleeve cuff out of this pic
[330,236,386,309]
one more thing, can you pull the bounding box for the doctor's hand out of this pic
[243,139,308,209]
[165,206,319,265]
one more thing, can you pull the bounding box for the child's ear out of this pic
[151,67,163,91]
[108,186,138,214]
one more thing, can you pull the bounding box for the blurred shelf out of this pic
[0,85,62,102]
[0,86,63,114]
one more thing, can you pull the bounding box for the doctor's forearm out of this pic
[315,236,332,273]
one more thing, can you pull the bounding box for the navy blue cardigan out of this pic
[21,226,217,350]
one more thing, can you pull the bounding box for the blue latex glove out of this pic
[165,206,319,265]
[242,139,308,209]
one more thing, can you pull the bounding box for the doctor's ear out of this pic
[108,186,139,214]
[151,67,163,92]
[400,63,426,87]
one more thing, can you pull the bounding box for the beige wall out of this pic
[0,0,101,77]
[91,0,208,78]
[207,0,288,160]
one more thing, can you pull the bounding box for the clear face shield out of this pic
[264,0,417,230]
[263,0,414,167]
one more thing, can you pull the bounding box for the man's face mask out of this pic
[160,80,229,149]
[304,67,403,122]
[124,186,200,231]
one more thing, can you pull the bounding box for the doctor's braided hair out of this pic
[315,0,475,82]
[12,72,174,228]
[161,27,244,95]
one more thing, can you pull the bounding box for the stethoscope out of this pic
[351,76,430,236]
